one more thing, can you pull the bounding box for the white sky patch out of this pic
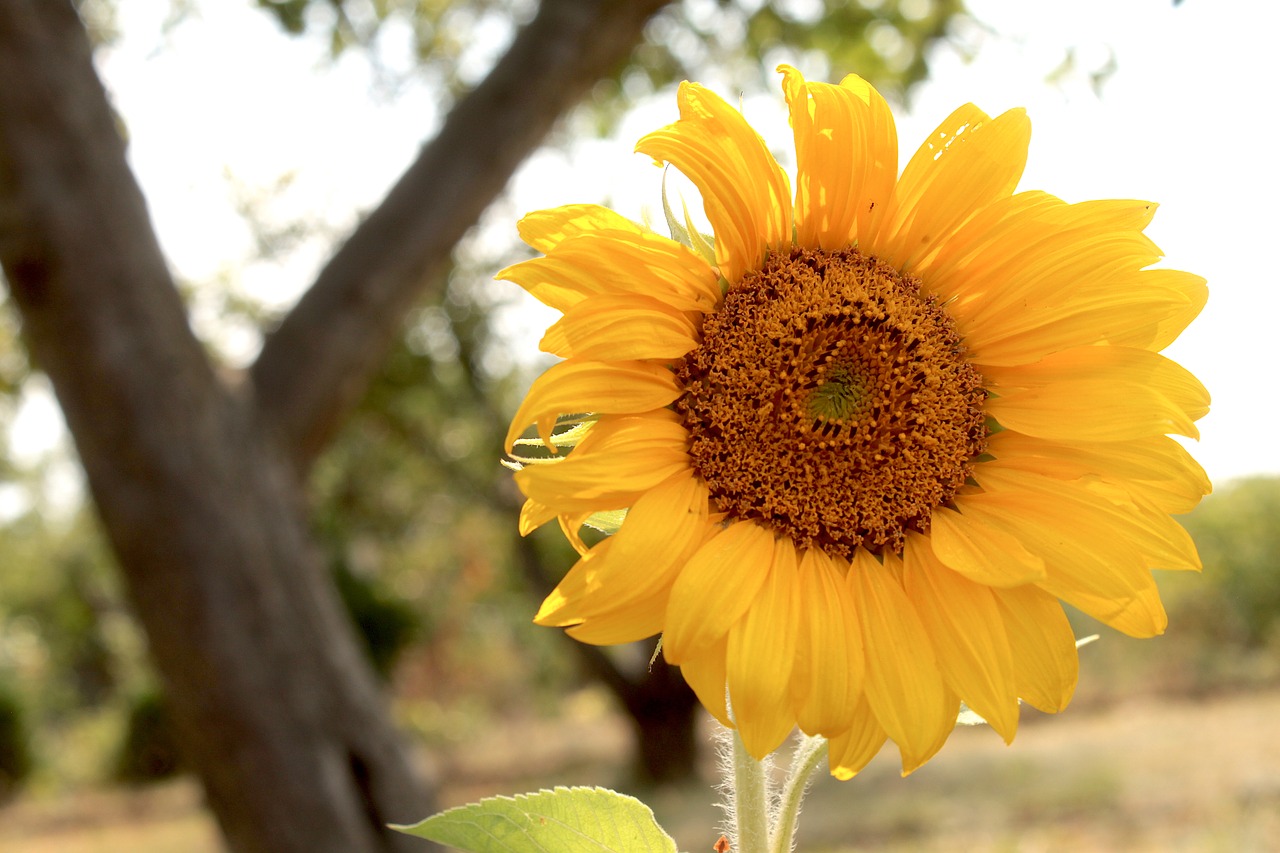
[56,0,1280,488]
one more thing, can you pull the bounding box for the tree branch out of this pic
[250,0,674,474]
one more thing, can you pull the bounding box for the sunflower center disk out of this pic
[675,247,988,556]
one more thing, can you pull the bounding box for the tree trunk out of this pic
[0,0,676,849]
[0,4,432,851]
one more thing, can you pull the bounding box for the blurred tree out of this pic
[0,1,968,851]
[1178,476,1280,649]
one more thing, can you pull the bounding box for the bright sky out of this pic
[10,0,1276,493]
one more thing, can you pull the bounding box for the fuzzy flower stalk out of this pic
[502,66,1210,784]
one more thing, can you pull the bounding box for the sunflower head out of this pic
[501,66,1210,778]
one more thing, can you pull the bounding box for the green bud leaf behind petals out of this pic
[391,786,680,853]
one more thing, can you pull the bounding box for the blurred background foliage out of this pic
[0,0,1274,809]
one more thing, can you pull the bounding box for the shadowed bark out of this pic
[0,0,673,850]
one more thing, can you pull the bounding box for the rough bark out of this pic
[0,3,432,851]
[0,0,673,850]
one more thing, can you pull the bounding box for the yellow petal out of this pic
[505,360,681,451]
[728,538,800,757]
[662,521,775,663]
[518,497,558,536]
[957,488,1167,637]
[675,635,731,727]
[540,294,700,360]
[987,431,1211,515]
[791,548,863,736]
[867,105,1031,270]
[923,196,1161,334]
[984,346,1210,441]
[927,505,1045,587]
[990,584,1078,713]
[565,590,667,644]
[499,228,721,315]
[1127,269,1209,352]
[535,472,708,631]
[779,65,897,251]
[827,695,888,781]
[515,203,644,254]
[903,535,1019,744]
[975,463,1201,571]
[848,549,955,774]
[959,267,1203,367]
[637,82,792,285]
[514,414,690,513]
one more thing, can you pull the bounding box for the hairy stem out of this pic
[769,734,828,853]
[730,730,770,853]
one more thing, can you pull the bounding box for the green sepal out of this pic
[391,786,680,853]
[583,509,627,535]
[661,169,717,268]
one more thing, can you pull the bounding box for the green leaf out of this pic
[391,786,680,853]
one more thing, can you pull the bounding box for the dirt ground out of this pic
[2,688,1278,852]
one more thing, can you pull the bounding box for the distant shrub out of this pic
[113,688,181,783]
[1178,476,1280,648]
[333,562,422,680]
[0,681,34,800]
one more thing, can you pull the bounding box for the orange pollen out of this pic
[674,246,988,557]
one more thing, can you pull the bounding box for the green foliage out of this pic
[310,263,580,717]
[0,680,34,800]
[332,562,422,679]
[251,0,971,126]
[393,786,679,853]
[1176,475,1280,648]
[112,688,182,784]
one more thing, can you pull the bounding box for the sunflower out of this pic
[501,66,1209,778]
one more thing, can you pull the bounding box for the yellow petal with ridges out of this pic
[791,548,863,736]
[514,414,690,513]
[675,636,731,727]
[923,196,1161,318]
[928,505,1045,587]
[518,498,558,536]
[915,190,1062,295]
[535,472,708,633]
[990,584,1078,713]
[565,590,666,645]
[516,203,643,254]
[903,535,1019,743]
[637,82,792,285]
[556,510,600,555]
[540,294,700,361]
[849,549,954,774]
[1131,269,1209,352]
[957,491,1167,637]
[867,105,1030,270]
[505,360,681,451]
[984,346,1209,441]
[986,431,1211,515]
[956,267,1204,367]
[975,464,1201,571]
[828,695,888,781]
[499,228,721,315]
[535,536,614,627]
[728,538,800,757]
[662,521,775,664]
[780,65,897,251]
